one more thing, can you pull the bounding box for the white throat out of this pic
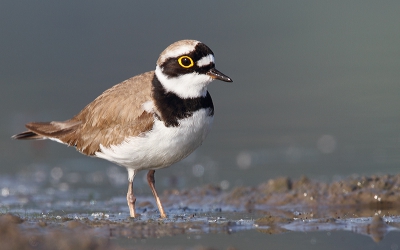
[155,66,212,98]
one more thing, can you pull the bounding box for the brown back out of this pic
[24,71,155,155]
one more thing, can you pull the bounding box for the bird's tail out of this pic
[12,120,81,141]
[11,130,45,140]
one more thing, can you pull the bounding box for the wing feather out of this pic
[12,71,156,156]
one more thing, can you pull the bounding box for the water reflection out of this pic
[256,213,399,243]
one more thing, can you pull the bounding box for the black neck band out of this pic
[152,75,214,127]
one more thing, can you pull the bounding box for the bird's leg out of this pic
[147,170,166,218]
[127,180,136,218]
[126,169,137,218]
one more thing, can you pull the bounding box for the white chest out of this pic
[95,108,214,170]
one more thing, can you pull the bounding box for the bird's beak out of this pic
[207,68,233,82]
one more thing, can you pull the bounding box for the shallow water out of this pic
[2,172,400,249]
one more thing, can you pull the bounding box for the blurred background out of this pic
[1,1,400,196]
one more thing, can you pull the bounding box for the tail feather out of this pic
[11,131,45,140]
[12,120,81,141]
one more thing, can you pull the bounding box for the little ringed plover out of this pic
[12,39,232,218]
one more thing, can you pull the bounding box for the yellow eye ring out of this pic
[178,56,194,68]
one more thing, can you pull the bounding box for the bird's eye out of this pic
[178,56,194,68]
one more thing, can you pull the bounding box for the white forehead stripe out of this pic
[158,43,199,64]
[197,54,215,67]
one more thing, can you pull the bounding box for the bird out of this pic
[12,40,232,218]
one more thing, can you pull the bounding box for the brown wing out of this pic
[13,71,155,156]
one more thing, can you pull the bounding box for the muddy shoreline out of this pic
[1,174,400,249]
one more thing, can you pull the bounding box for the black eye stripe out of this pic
[160,43,215,78]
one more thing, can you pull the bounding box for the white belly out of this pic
[95,108,213,171]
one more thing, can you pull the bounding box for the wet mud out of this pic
[2,174,400,249]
